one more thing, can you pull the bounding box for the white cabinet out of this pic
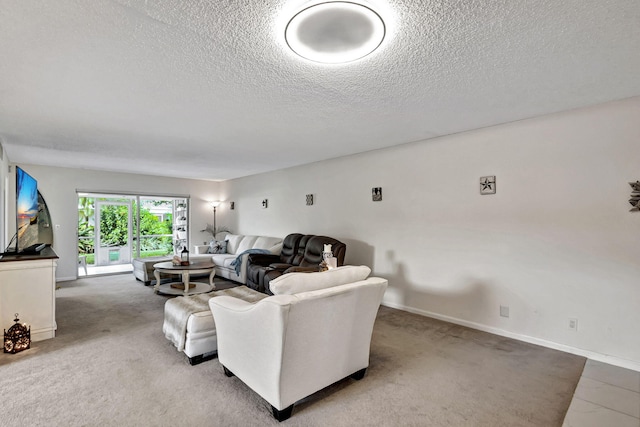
[0,250,58,342]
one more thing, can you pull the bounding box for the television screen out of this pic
[16,166,39,252]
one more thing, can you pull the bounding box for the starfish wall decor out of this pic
[480,176,496,195]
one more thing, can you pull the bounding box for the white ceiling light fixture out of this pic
[285,1,386,64]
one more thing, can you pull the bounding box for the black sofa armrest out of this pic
[284,266,320,273]
[246,253,280,267]
[269,263,293,271]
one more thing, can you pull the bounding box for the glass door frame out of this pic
[76,191,190,277]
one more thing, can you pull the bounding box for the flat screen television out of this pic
[15,166,39,252]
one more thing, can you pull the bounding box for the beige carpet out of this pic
[0,275,584,426]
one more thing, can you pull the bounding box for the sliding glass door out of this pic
[133,197,175,258]
[95,200,132,266]
[77,193,188,277]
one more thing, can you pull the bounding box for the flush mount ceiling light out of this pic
[285,2,385,64]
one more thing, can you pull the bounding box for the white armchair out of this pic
[208,266,387,421]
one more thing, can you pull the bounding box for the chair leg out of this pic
[188,355,203,366]
[223,365,235,377]
[271,404,294,422]
[351,368,367,380]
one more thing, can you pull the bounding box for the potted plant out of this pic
[201,223,230,241]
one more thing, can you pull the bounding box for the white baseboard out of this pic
[31,326,56,342]
[382,302,640,373]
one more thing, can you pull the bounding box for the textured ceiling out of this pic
[1,0,639,181]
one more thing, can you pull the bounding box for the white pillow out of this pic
[269,265,372,295]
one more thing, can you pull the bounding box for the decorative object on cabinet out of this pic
[629,181,640,212]
[4,313,30,354]
[372,187,382,201]
[37,191,54,246]
[480,176,496,195]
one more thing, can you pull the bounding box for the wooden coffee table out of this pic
[153,261,215,296]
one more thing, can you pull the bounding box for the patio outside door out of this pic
[95,200,132,266]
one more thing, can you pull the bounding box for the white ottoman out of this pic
[132,255,172,285]
[163,286,267,365]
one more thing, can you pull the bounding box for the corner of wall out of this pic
[0,140,8,250]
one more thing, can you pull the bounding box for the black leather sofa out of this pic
[246,234,346,294]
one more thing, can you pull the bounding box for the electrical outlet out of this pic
[568,318,578,331]
[500,305,509,318]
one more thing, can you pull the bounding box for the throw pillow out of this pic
[270,265,371,295]
[207,240,228,254]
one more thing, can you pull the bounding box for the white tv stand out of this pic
[0,248,58,342]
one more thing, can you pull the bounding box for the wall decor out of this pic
[372,187,382,202]
[4,313,30,354]
[306,194,313,206]
[480,176,496,195]
[230,201,235,210]
[630,181,640,212]
[262,199,268,209]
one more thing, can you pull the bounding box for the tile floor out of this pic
[563,359,640,427]
[79,263,133,277]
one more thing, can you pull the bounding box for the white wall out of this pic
[6,165,220,280]
[219,97,640,370]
